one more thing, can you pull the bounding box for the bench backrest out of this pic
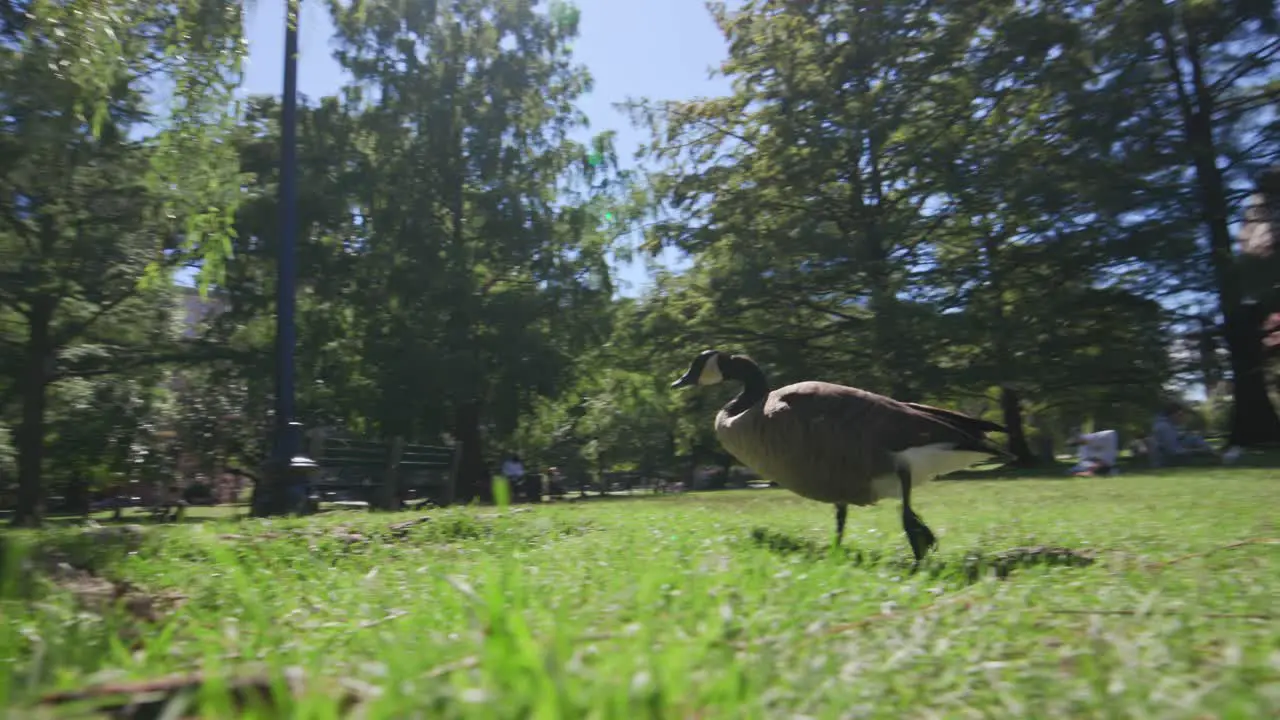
[311,436,458,492]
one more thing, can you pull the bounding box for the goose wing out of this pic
[766,382,1008,457]
[902,402,1008,436]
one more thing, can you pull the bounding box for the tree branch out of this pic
[1210,39,1280,95]
[1213,85,1280,119]
[51,350,248,382]
[1153,11,1199,143]
[52,243,189,348]
[688,116,758,151]
[0,342,255,414]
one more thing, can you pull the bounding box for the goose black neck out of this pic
[721,355,769,416]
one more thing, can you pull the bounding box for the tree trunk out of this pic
[453,402,490,503]
[977,233,1035,465]
[1224,304,1280,445]
[13,299,54,528]
[250,443,299,518]
[999,386,1036,466]
[596,449,607,496]
[1194,135,1280,444]
[1036,434,1055,464]
[375,436,405,511]
[866,248,915,400]
[1161,20,1280,445]
[66,473,90,517]
[846,104,913,401]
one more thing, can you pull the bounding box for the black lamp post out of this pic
[253,0,316,516]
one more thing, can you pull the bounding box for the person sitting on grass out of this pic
[1067,429,1119,476]
[1149,402,1227,467]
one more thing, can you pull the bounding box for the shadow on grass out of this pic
[746,527,1095,584]
[0,504,248,528]
[544,487,778,504]
[0,524,151,601]
[562,492,657,503]
[37,514,234,528]
[945,448,1280,481]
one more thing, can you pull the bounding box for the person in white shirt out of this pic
[1068,429,1119,476]
[501,454,525,488]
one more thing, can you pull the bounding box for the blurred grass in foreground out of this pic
[2,465,1278,718]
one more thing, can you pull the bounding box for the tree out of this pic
[627,0,1000,401]
[1089,0,1280,445]
[908,0,1175,462]
[322,0,621,503]
[212,95,365,475]
[514,298,690,483]
[0,0,246,526]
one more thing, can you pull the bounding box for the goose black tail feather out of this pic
[904,402,1008,435]
[949,432,1018,465]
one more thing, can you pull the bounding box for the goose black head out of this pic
[671,349,726,389]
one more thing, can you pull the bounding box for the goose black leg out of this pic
[896,465,937,564]
[834,503,848,546]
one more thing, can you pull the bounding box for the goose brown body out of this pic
[672,349,1011,562]
[714,380,1007,506]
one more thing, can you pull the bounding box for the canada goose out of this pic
[671,349,1012,562]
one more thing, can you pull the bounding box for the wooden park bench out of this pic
[308,434,461,510]
[146,500,187,523]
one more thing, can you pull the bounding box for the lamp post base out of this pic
[250,421,318,517]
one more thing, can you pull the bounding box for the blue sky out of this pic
[240,0,733,295]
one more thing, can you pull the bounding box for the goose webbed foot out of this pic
[903,505,937,565]
[834,503,848,547]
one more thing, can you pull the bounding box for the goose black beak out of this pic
[671,373,696,389]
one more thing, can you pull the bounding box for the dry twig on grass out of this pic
[1146,538,1280,569]
[1046,609,1273,621]
[823,584,989,636]
[37,667,376,719]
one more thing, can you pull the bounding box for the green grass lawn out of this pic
[39,504,248,525]
[3,466,1279,718]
